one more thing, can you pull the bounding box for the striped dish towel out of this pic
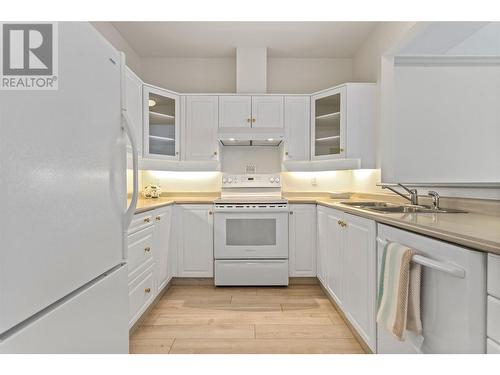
[377,241,422,340]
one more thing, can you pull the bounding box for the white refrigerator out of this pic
[0,22,138,353]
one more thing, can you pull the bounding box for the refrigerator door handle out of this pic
[122,110,139,229]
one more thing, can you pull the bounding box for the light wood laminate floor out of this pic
[129,283,365,354]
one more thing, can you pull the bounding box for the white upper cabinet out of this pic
[218,95,284,129]
[124,67,143,158]
[311,86,346,160]
[310,83,375,167]
[143,85,180,160]
[251,96,284,128]
[284,96,310,161]
[183,96,219,161]
[218,96,251,128]
[288,204,316,277]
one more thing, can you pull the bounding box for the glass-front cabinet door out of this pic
[143,85,179,160]
[311,86,346,160]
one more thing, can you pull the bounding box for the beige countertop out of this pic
[130,193,500,255]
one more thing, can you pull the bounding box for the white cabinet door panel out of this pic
[153,206,172,291]
[218,96,251,128]
[342,212,376,350]
[289,204,316,277]
[325,208,344,306]
[251,96,284,128]
[178,205,214,277]
[184,96,219,161]
[124,66,143,157]
[284,96,310,161]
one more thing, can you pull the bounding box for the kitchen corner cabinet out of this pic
[317,205,376,351]
[177,205,214,277]
[124,66,144,158]
[143,84,180,160]
[283,96,310,161]
[218,95,284,129]
[182,96,220,161]
[152,206,173,292]
[311,83,375,167]
[288,204,317,277]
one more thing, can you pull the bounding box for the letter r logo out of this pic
[2,24,53,75]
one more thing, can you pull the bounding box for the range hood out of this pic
[217,127,284,146]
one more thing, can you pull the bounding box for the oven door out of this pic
[214,210,288,259]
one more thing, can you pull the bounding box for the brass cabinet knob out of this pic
[144,247,151,253]
[156,216,161,221]
[252,118,256,123]
[340,148,344,152]
[290,211,293,215]
[214,151,218,155]
[209,211,213,215]
[175,151,179,155]
[285,151,289,156]
[144,288,151,293]
[144,217,150,223]
[247,118,251,123]
[338,220,342,226]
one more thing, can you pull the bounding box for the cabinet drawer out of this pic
[488,254,500,299]
[215,260,288,286]
[128,265,155,328]
[488,295,500,343]
[487,338,500,354]
[127,226,154,276]
[128,211,154,235]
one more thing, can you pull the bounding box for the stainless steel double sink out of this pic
[338,201,467,214]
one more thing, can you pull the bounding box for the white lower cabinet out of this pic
[152,206,173,292]
[177,205,214,277]
[316,205,376,351]
[288,204,317,277]
[127,205,173,329]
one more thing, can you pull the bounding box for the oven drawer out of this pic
[215,260,289,286]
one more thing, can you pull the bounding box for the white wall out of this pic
[141,58,236,93]
[91,22,142,76]
[352,22,416,82]
[140,57,352,93]
[268,58,352,93]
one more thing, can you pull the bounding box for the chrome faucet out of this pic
[377,183,419,205]
[428,191,440,210]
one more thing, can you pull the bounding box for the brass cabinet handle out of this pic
[144,217,151,223]
[338,220,342,226]
[290,211,293,215]
[156,216,161,221]
[144,247,151,253]
[144,288,151,293]
[247,118,251,123]
[252,118,256,123]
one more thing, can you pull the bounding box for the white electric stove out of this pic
[213,174,289,286]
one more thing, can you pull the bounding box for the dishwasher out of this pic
[376,224,487,354]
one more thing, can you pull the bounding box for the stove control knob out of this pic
[222,178,227,183]
[270,177,275,183]
[275,177,280,183]
[227,177,233,183]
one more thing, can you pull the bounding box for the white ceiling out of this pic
[112,22,380,58]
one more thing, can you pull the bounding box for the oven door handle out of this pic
[213,208,289,214]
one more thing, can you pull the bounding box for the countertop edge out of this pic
[132,197,500,255]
